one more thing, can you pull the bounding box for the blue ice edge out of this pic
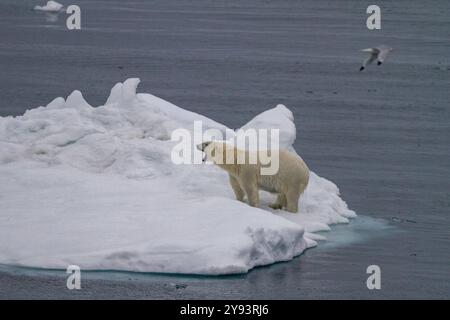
[0,215,398,281]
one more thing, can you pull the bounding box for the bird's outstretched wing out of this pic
[361,48,380,53]
[360,48,379,68]
[377,47,391,63]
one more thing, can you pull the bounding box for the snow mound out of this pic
[0,78,355,275]
[34,1,64,12]
[240,104,296,149]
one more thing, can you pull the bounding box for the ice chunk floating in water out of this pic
[0,78,356,275]
[34,1,64,12]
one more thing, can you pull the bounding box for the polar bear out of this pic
[197,141,309,213]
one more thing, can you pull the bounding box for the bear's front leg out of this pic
[241,181,260,208]
[229,174,245,202]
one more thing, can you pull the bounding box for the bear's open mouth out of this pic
[196,142,209,162]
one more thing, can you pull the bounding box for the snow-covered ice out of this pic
[0,78,355,275]
[33,1,64,12]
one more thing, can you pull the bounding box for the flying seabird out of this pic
[360,45,393,71]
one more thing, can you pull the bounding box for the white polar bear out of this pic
[197,141,309,213]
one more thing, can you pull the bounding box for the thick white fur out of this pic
[201,141,309,213]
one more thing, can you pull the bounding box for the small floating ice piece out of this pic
[34,1,64,12]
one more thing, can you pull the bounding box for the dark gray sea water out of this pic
[0,0,449,299]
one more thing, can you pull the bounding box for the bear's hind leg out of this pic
[269,193,286,210]
[286,189,300,213]
[229,175,245,202]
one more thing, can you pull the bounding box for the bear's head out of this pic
[196,141,234,165]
